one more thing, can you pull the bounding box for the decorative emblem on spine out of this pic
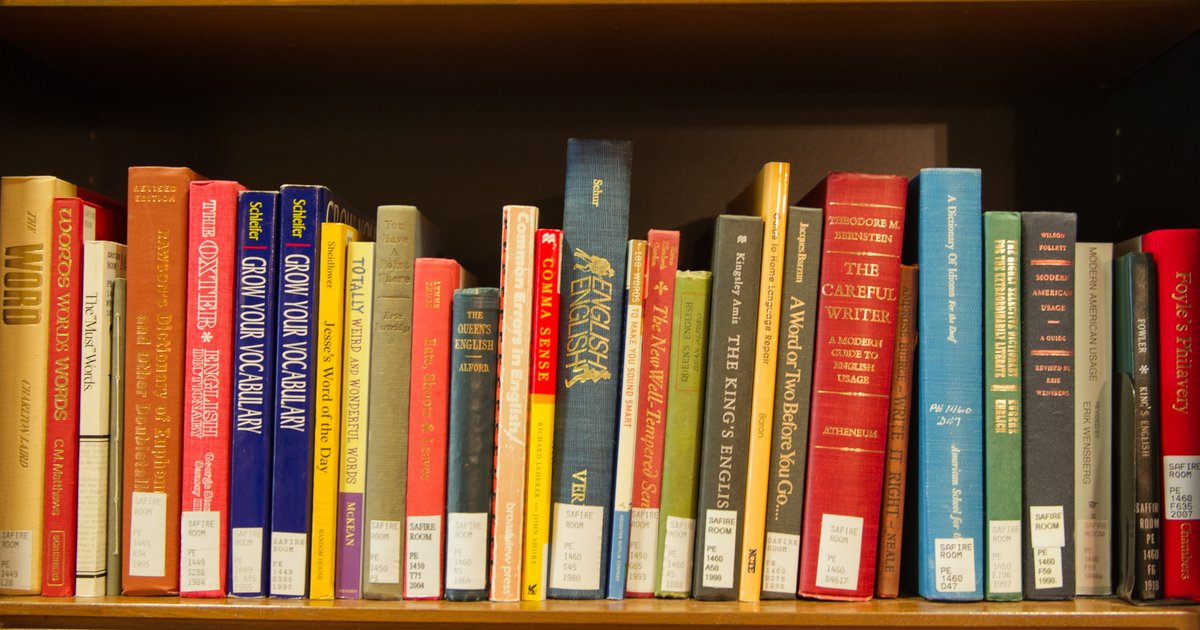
[563,249,616,388]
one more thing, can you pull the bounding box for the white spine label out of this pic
[625,507,659,593]
[1029,505,1066,549]
[660,516,695,593]
[549,502,603,592]
[368,520,402,584]
[270,532,307,597]
[763,532,801,595]
[1165,456,1200,520]
[701,509,737,589]
[230,527,263,594]
[814,513,863,591]
[129,491,167,577]
[180,511,220,592]
[405,515,441,598]
[987,520,1021,594]
[1034,546,1064,590]
[0,530,33,591]
[934,537,976,593]
[446,512,487,591]
[1076,518,1110,594]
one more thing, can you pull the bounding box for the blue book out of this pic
[548,138,633,599]
[269,185,374,598]
[912,168,985,601]
[228,190,280,597]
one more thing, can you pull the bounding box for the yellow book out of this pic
[336,241,374,599]
[309,222,358,600]
[737,162,790,602]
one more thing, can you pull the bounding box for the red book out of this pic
[1142,229,1200,601]
[797,172,907,601]
[41,196,123,596]
[179,180,244,597]
[626,229,679,597]
[403,258,463,600]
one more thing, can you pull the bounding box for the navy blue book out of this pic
[269,185,374,598]
[912,169,985,601]
[548,138,633,599]
[228,190,280,597]
[443,287,501,602]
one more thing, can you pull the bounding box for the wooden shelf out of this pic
[0,596,1195,630]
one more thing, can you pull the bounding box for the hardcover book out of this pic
[107,277,127,596]
[692,216,763,601]
[1074,242,1113,596]
[363,205,439,600]
[445,287,501,602]
[654,270,712,598]
[491,205,539,602]
[1020,212,1077,600]
[983,211,1022,601]
[122,166,203,596]
[180,180,246,597]
[913,168,984,602]
[522,229,564,601]
[628,229,680,598]
[229,190,280,598]
[608,239,647,599]
[547,138,632,599]
[761,206,823,599]
[737,162,790,602]
[797,172,907,601]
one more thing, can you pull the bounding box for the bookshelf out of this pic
[1,0,1199,627]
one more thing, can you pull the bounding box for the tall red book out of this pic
[403,258,464,600]
[796,172,908,601]
[179,180,244,597]
[41,196,123,596]
[626,229,680,597]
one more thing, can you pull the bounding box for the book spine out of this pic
[404,258,462,600]
[43,197,90,596]
[913,169,984,602]
[76,240,126,598]
[761,206,823,599]
[1020,212,1077,600]
[309,223,358,600]
[123,167,200,596]
[797,172,907,601]
[229,190,280,598]
[692,216,763,601]
[445,287,501,602]
[547,138,632,599]
[335,241,375,599]
[490,205,539,601]
[522,230,563,601]
[875,264,916,598]
[983,211,1023,601]
[106,277,127,597]
[607,239,647,599]
[654,270,712,598]
[1074,242,1113,596]
[1140,229,1200,600]
[738,162,790,602]
[627,229,680,597]
[179,180,243,597]
[1113,252,1163,601]
[364,205,423,600]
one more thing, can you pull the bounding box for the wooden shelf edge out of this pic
[0,0,1194,7]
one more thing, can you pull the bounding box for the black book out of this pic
[1113,252,1163,602]
[444,287,501,602]
[691,215,763,600]
[1020,212,1077,600]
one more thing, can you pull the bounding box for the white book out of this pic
[1074,242,1112,596]
[75,240,127,597]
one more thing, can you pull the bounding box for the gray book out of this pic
[106,277,126,597]
[361,205,440,599]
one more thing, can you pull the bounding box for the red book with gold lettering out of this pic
[796,172,907,601]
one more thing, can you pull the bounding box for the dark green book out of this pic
[983,211,1022,601]
[654,270,712,598]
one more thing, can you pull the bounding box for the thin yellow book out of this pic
[309,222,359,600]
[737,162,790,602]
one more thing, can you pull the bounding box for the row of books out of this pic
[0,139,1196,605]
